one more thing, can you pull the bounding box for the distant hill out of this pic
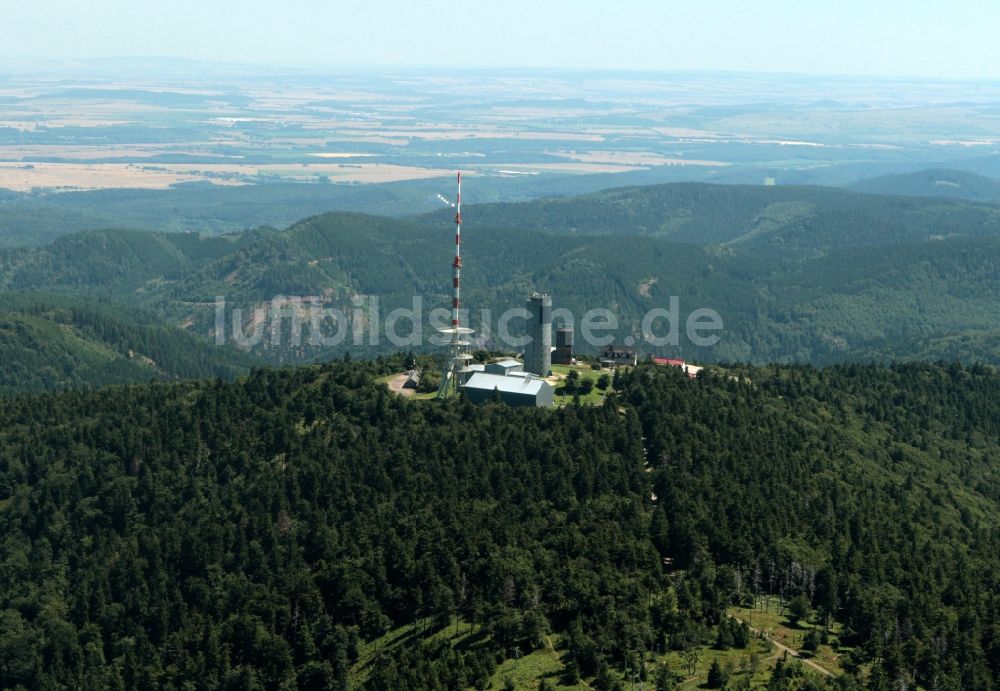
[0,197,120,249]
[10,181,1000,370]
[423,181,1000,254]
[9,209,1000,368]
[0,227,257,297]
[0,167,732,249]
[12,170,1000,252]
[0,293,253,393]
[849,168,1000,202]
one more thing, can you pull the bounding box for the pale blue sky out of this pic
[3,0,996,78]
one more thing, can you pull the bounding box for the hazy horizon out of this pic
[3,0,1000,80]
[5,55,1000,84]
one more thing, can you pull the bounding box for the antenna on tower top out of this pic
[437,172,474,398]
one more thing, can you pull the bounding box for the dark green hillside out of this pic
[9,180,1000,370]
[0,202,118,249]
[274,213,576,299]
[0,360,655,690]
[850,168,1000,202]
[1,360,999,688]
[0,167,720,249]
[0,215,589,358]
[439,182,1000,254]
[10,211,1000,368]
[9,175,998,254]
[0,228,250,297]
[631,361,1000,689]
[0,181,454,249]
[729,237,1000,363]
[0,293,253,393]
[31,182,444,236]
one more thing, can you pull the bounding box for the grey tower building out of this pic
[524,293,552,376]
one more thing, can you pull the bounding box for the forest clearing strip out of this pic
[728,613,834,678]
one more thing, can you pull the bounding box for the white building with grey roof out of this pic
[461,372,554,407]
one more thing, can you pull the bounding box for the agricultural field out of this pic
[5,61,1000,195]
[0,161,462,191]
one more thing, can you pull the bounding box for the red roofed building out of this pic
[651,356,702,378]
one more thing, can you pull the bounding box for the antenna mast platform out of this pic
[437,172,474,397]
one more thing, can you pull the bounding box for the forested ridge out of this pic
[10,181,1000,379]
[0,166,712,249]
[428,182,1000,251]
[848,169,1000,203]
[0,293,254,392]
[10,208,1000,376]
[1,358,998,689]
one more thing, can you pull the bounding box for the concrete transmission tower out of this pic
[524,293,552,376]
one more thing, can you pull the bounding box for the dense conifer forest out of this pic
[0,293,253,393]
[1,358,998,689]
[7,29,1000,691]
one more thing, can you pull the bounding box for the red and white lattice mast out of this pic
[437,172,474,397]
